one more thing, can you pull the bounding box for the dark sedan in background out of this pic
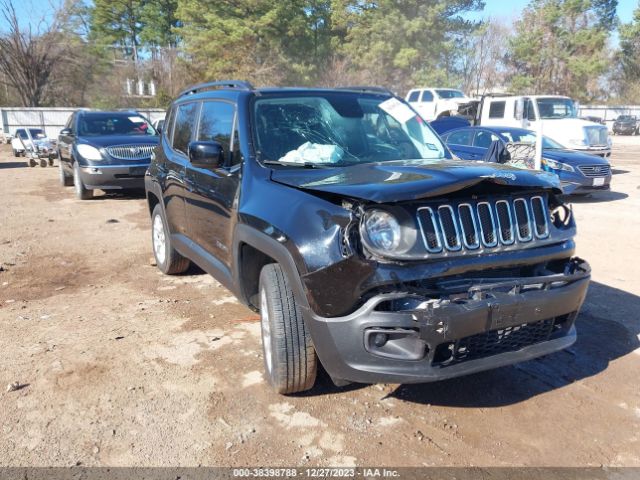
[58,110,159,200]
[440,126,612,195]
[612,115,638,135]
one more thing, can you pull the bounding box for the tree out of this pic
[616,2,640,101]
[90,0,147,62]
[0,0,71,106]
[506,0,617,101]
[332,0,484,93]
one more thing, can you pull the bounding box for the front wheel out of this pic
[29,158,37,167]
[259,263,317,394]
[151,204,190,275]
[73,162,93,200]
[39,159,47,168]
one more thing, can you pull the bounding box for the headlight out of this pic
[362,209,416,257]
[542,158,574,172]
[76,144,103,161]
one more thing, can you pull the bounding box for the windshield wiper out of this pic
[262,160,329,169]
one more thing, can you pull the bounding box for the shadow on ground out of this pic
[569,191,629,203]
[0,161,28,169]
[301,282,639,404]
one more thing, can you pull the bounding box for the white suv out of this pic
[405,88,473,121]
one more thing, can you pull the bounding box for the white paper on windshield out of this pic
[280,142,344,164]
[378,98,416,124]
[128,116,146,123]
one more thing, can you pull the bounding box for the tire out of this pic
[39,159,47,168]
[151,204,190,275]
[29,158,37,167]
[12,149,18,157]
[259,263,317,394]
[49,156,54,166]
[73,162,93,200]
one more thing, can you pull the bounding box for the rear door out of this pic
[184,100,240,271]
[163,101,199,236]
[472,129,502,160]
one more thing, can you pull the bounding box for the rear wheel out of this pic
[259,263,317,394]
[39,159,47,168]
[73,162,93,200]
[29,158,37,167]
[151,204,190,274]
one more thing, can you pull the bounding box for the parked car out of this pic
[146,81,590,394]
[612,115,638,135]
[474,95,611,158]
[11,128,56,167]
[405,88,474,121]
[441,126,611,195]
[57,110,159,200]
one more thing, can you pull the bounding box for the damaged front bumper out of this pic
[303,258,590,385]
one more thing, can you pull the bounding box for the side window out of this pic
[164,107,176,142]
[446,130,473,146]
[525,100,536,120]
[197,101,235,165]
[407,91,420,102]
[474,131,499,148]
[173,102,200,155]
[421,90,434,102]
[17,129,27,139]
[489,101,506,118]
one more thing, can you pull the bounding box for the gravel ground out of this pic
[0,140,639,468]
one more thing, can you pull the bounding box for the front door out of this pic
[184,100,240,271]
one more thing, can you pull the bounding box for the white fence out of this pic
[0,107,166,139]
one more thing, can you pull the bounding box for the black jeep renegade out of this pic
[145,81,590,394]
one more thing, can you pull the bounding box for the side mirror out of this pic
[188,140,224,168]
[60,128,73,136]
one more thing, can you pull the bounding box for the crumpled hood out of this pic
[270,159,561,203]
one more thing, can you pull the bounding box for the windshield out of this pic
[253,93,448,166]
[536,97,577,119]
[78,113,157,137]
[28,129,46,139]
[618,115,635,121]
[435,89,465,99]
[497,130,565,149]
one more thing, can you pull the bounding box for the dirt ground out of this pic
[0,139,639,468]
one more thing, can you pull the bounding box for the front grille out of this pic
[584,126,608,146]
[433,317,563,366]
[578,164,611,177]
[106,144,156,161]
[416,195,550,255]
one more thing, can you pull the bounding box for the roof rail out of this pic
[338,86,394,96]
[178,80,254,97]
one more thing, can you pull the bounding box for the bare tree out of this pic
[0,0,69,106]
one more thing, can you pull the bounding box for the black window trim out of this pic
[488,100,506,119]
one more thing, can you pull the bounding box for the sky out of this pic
[1,0,639,32]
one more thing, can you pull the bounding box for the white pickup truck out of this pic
[476,95,611,158]
[405,88,474,121]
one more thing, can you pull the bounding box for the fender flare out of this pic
[233,223,310,310]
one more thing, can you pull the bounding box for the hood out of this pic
[544,149,611,165]
[541,118,603,130]
[270,159,561,203]
[78,135,159,148]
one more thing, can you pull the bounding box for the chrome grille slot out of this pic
[495,200,515,245]
[458,204,480,249]
[577,164,611,177]
[437,205,462,251]
[513,198,533,242]
[416,195,550,256]
[417,207,443,253]
[477,202,498,247]
[530,196,549,239]
[106,144,156,161]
